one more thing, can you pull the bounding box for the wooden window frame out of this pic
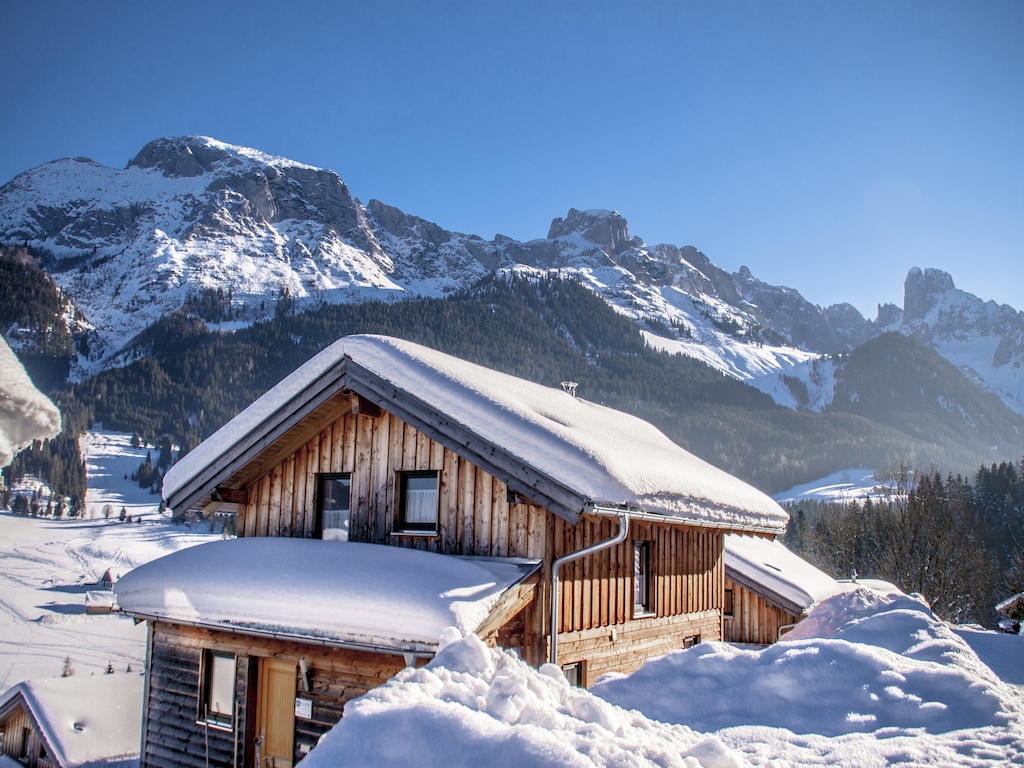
[633,540,655,618]
[561,660,586,688]
[314,472,352,540]
[724,588,735,617]
[394,470,440,535]
[198,649,237,731]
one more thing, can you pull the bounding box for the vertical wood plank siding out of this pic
[723,578,800,645]
[236,405,726,650]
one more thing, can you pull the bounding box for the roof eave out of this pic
[725,565,808,617]
[119,611,438,659]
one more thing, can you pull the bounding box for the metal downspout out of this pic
[549,505,630,666]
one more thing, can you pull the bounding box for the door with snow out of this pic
[257,658,296,768]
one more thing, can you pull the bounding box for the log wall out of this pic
[140,622,407,768]
[239,410,548,561]
[0,704,48,768]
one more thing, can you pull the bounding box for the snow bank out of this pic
[594,601,1010,735]
[300,630,745,768]
[305,590,1024,767]
[0,337,61,467]
[594,589,1024,762]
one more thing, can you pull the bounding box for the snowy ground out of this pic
[0,430,216,689]
[3,432,1024,766]
[304,594,1024,768]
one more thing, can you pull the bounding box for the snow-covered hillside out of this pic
[0,431,215,687]
[2,136,1021,417]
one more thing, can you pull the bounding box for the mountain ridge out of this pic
[2,135,1022,417]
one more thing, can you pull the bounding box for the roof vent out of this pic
[560,381,578,397]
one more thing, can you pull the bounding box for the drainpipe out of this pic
[549,505,630,666]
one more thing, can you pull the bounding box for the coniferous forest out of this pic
[784,458,1024,626]
[5,247,1024,623]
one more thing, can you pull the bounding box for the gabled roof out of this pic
[115,538,540,656]
[164,334,787,533]
[724,534,851,616]
[0,673,143,768]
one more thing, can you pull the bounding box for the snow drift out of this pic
[302,590,1024,767]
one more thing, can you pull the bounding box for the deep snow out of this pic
[2,431,1023,767]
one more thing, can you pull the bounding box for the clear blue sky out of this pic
[2,0,1021,316]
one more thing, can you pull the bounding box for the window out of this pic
[396,471,439,534]
[200,650,236,729]
[562,661,585,688]
[724,588,735,617]
[683,634,701,649]
[633,541,653,616]
[316,473,351,541]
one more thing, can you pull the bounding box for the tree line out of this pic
[784,458,1024,626]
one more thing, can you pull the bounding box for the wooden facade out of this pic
[140,623,407,768]
[723,577,800,645]
[230,405,728,677]
[0,699,52,768]
[132,336,789,768]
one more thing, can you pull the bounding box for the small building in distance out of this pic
[0,673,143,768]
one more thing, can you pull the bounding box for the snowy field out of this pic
[2,433,1024,766]
[0,430,216,688]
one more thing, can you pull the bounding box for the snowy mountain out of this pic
[1,136,1020,417]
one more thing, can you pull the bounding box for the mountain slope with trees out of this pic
[7,265,1022,501]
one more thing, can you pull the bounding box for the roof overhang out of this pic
[725,563,807,617]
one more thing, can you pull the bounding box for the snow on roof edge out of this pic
[164,335,788,532]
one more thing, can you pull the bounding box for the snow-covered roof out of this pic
[115,538,540,654]
[725,534,852,616]
[0,673,143,768]
[164,334,787,533]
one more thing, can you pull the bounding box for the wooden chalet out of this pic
[723,534,851,645]
[0,674,143,768]
[118,334,788,768]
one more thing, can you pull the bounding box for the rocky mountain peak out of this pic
[127,136,317,179]
[127,136,236,177]
[903,267,956,323]
[547,208,632,254]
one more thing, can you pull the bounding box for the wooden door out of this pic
[257,658,296,768]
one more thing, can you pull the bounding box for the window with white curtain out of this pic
[396,471,439,533]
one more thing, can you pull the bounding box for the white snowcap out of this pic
[115,538,540,653]
[0,336,61,467]
[164,334,787,533]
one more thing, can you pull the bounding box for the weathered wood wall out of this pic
[556,610,719,686]
[0,704,47,768]
[240,410,549,561]
[723,578,799,645]
[140,622,407,768]
[233,405,728,680]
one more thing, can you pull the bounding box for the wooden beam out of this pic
[350,393,382,418]
[215,487,249,504]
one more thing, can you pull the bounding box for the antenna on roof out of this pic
[560,381,578,397]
